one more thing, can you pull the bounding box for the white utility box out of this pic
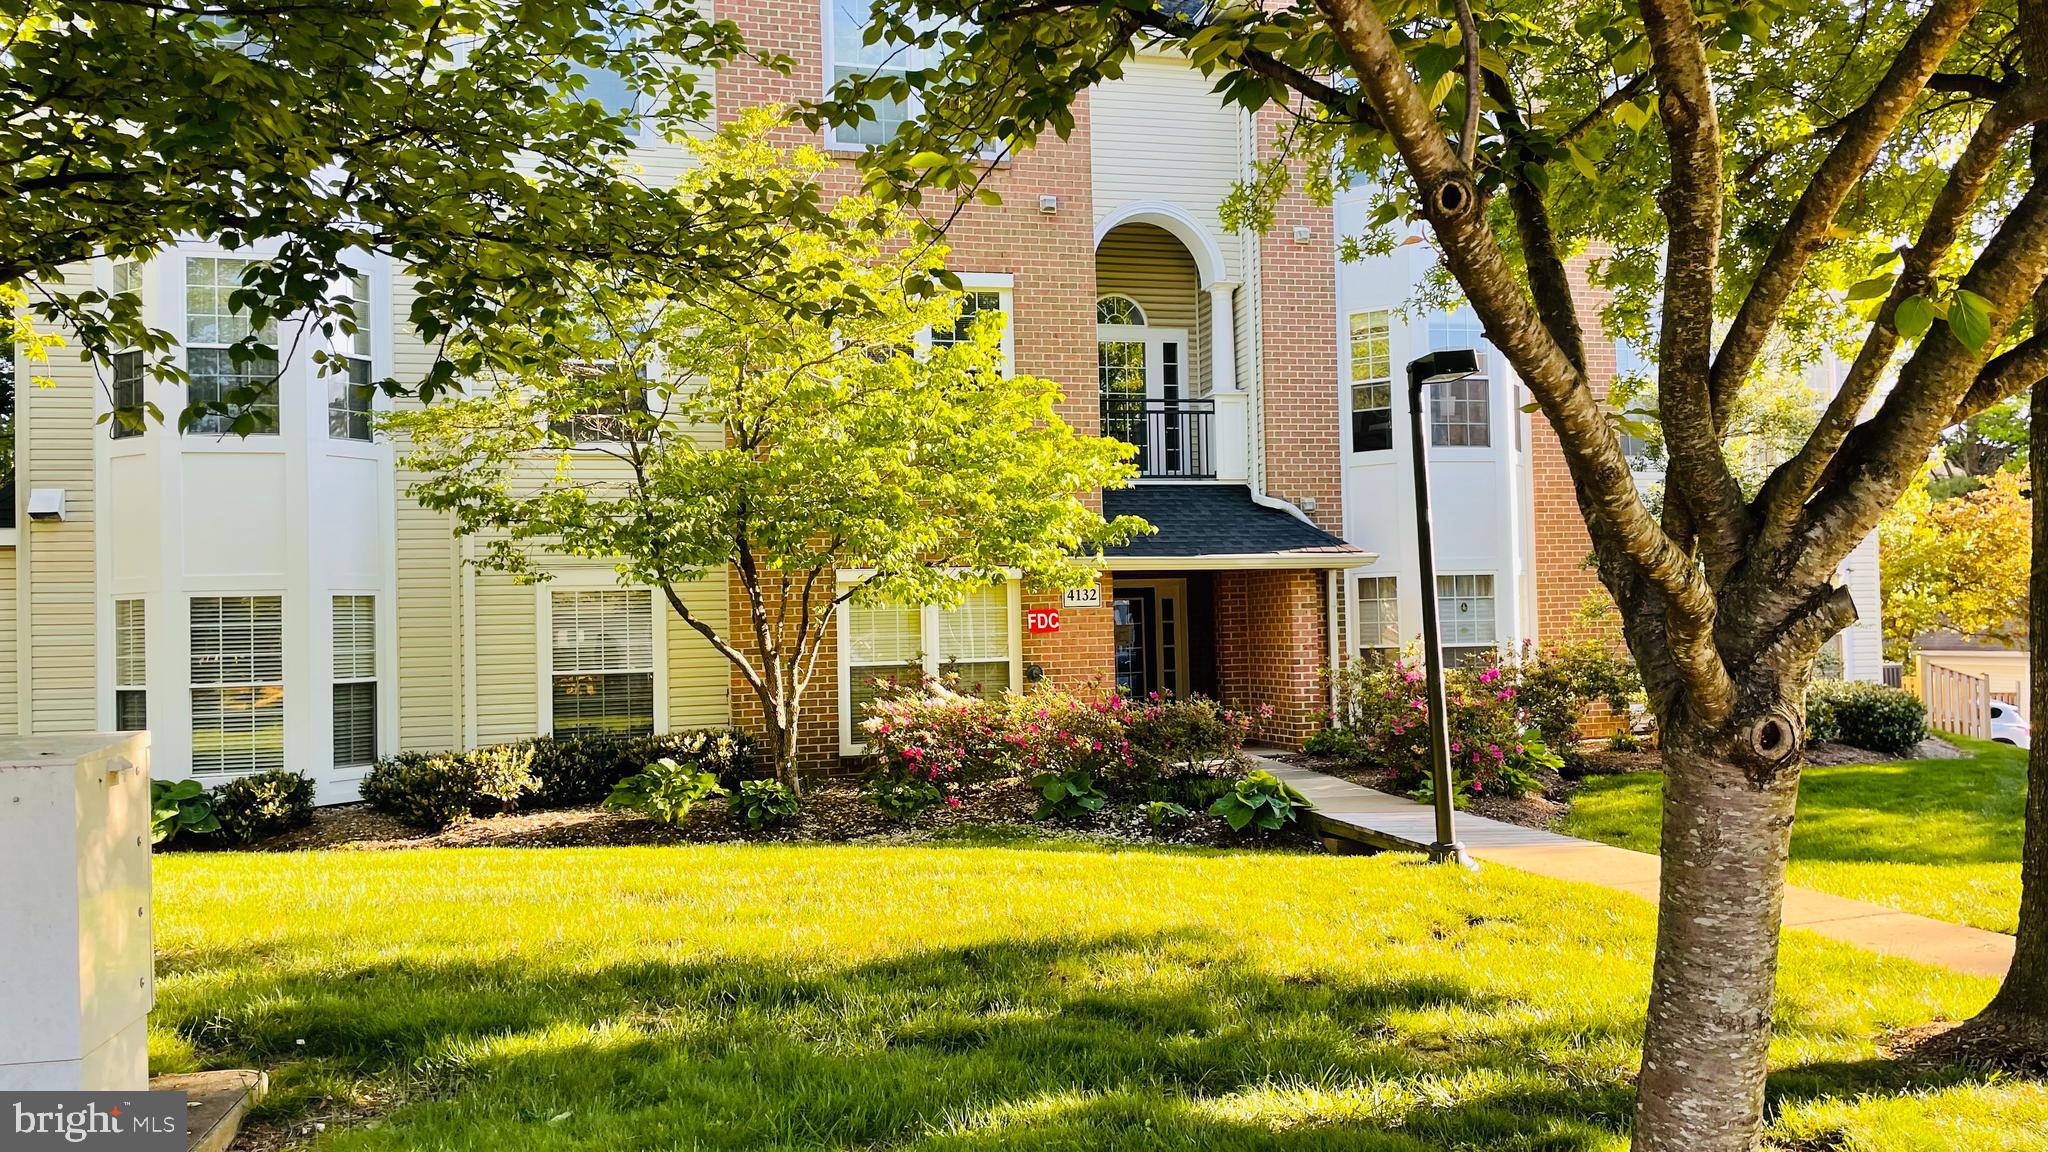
[0,733,153,1091]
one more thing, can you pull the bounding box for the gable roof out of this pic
[1102,484,1366,568]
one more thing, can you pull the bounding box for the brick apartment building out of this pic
[0,1,1886,799]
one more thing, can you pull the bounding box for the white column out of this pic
[1206,281,1239,392]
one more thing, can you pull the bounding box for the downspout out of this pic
[1326,569,1341,720]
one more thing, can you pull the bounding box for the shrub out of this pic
[361,752,477,830]
[729,778,801,830]
[1606,730,1644,753]
[209,770,316,844]
[1143,800,1193,827]
[1807,680,1926,755]
[150,779,219,846]
[1327,655,1550,799]
[1031,765,1108,820]
[469,742,538,814]
[865,774,949,822]
[1504,640,1642,753]
[1804,687,1840,745]
[1209,769,1312,834]
[1122,696,1254,776]
[530,729,753,807]
[604,757,727,827]
[1302,725,1365,760]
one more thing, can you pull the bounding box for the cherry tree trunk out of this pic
[1631,705,1803,1152]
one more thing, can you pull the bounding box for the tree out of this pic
[820,0,2048,1144]
[1879,469,2031,657]
[1935,390,2030,494]
[1,0,801,432]
[389,123,1143,789]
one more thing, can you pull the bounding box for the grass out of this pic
[150,834,2048,1150]
[1564,736,2026,934]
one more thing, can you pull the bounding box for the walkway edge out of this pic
[1254,755,2016,980]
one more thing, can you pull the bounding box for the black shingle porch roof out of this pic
[1102,484,1366,563]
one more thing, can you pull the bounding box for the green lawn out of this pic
[150,834,2048,1150]
[1564,736,2026,934]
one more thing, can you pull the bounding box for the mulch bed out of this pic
[195,779,1323,854]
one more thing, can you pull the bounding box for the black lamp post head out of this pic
[1407,347,1480,386]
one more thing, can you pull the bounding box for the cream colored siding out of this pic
[665,574,730,729]
[389,278,463,752]
[1097,224,1202,335]
[20,268,99,735]
[472,571,541,745]
[0,547,17,735]
[1091,55,1245,283]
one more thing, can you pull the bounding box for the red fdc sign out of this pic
[1025,608,1061,634]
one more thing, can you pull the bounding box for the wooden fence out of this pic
[1923,663,1992,739]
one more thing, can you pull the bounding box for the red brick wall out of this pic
[1530,250,1622,643]
[715,2,1111,767]
[1254,110,1343,535]
[1215,569,1329,747]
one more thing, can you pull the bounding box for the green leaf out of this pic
[1893,294,1934,342]
[1949,289,1993,351]
[1845,273,1895,302]
[906,151,949,171]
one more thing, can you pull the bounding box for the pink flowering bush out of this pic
[1320,655,1557,801]
[859,682,1255,820]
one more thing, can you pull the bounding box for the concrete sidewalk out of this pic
[1255,755,2016,979]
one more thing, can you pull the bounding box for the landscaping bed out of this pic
[211,779,1320,853]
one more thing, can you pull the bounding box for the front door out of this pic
[1112,588,1156,698]
[1098,325,1189,473]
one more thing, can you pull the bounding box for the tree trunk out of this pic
[1632,704,1803,1152]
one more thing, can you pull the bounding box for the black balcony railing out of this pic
[1102,395,1215,479]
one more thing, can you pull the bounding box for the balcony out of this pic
[1102,395,1216,479]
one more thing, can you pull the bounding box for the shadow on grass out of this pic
[154,922,2000,1152]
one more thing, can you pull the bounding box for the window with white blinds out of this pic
[1436,574,1498,665]
[190,595,284,774]
[115,599,146,731]
[1354,577,1400,660]
[333,595,377,767]
[846,599,923,720]
[937,585,1011,697]
[550,589,655,737]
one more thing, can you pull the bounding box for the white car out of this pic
[1989,700,2031,749]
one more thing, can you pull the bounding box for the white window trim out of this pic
[181,254,283,439]
[1346,310,1394,454]
[534,574,672,738]
[187,592,288,776]
[1434,571,1499,657]
[836,577,1023,755]
[921,275,1014,374]
[330,593,381,768]
[821,0,924,152]
[1352,574,1401,657]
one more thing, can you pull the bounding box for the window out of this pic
[550,589,655,737]
[190,596,285,774]
[333,595,377,767]
[932,291,1004,350]
[552,363,648,444]
[1436,574,1497,665]
[937,585,1011,695]
[1427,309,1490,374]
[110,261,145,440]
[328,273,374,441]
[185,257,279,435]
[842,582,1018,747]
[1430,375,1490,447]
[110,350,145,440]
[827,0,914,148]
[1348,311,1392,452]
[1354,576,1400,660]
[574,1,648,122]
[1096,295,1146,327]
[115,599,146,731]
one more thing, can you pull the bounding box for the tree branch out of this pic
[1711,0,1985,416]
[1484,69,1587,372]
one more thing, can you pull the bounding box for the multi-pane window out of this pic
[553,364,647,444]
[937,585,1011,696]
[1427,308,1491,447]
[332,595,377,767]
[328,273,374,441]
[1354,576,1400,661]
[115,599,146,731]
[574,0,646,121]
[1348,310,1392,452]
[1427,309,1490,374]
[1096,295,1145,327]
[110,261,145,440]
[932,291,1004,349]
[551,589,655,737]
[828,0,914,148]
[190,596,285,774]
[1436,574,1497,665]
[185,257,279,435]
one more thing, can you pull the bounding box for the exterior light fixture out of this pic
[1406,348,1481,869]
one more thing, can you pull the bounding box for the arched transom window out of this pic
[1095,295,1146,327]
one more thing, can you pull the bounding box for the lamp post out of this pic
[1407,348,1480,869]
